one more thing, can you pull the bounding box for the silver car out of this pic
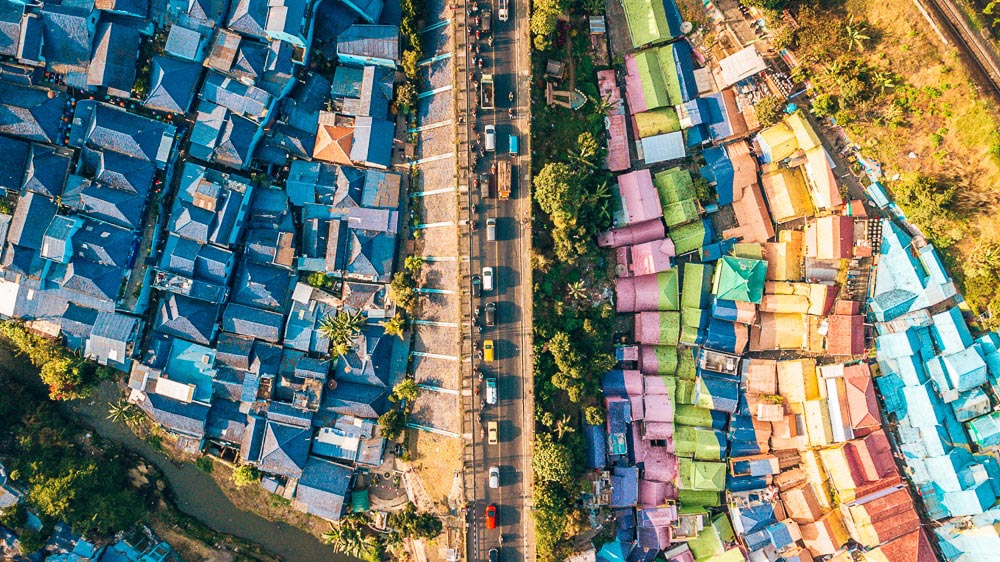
[489,466,500,489]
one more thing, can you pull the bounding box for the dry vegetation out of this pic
[405,429,463,509]
[762,0,1000,322]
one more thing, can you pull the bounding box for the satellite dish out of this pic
[681,21,694,34]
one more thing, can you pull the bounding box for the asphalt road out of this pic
[462,0,535,558]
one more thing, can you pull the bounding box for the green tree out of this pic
[404,255,424,273]
[17,528,48,554]
[890,173,955,230]
[107,398,142,428]
[401,49,421,81]
[378,409,405,440]
[390,271,419,314]
[307,271,334,289]
[233,465,262,487]
[840,77,868,105]
[568,131,600,170]
[0,503,26,529]
[531,0,565,50]
[322,518,380,562]
[380,315,407,339]
[390,378,420,403]
[319,310,366,354]
[811,93,839,118]
[533,162,583,223]
[393,81,418,115]
[754,95,786,127]
[195,456,214,473]
[584,405,606,425]
[533,435,575,485]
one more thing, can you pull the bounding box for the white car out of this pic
[482,266,494,291]
[489,466,500,489]
[485,124,496,152]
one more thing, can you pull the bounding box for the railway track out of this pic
[921,0,1000,99]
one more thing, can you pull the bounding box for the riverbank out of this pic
[0,345,350,562]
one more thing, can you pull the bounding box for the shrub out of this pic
[233,465,262,488]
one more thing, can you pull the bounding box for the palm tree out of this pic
[553,414,576,439]
[322,520,377,560]
[843,16,870,52]
[108,398,142,427]
[588,93,615,115]
[566,280,587,301]
[319,310,366,353]
[871,70,897,95]
[587,178,613,224]
[380,315,406,339]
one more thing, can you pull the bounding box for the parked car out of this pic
[485,301,496,327]
[485,504,497,529]
[489,466,500,488]
[485,124,496,151]
[483,339,495,362]
[487,421,498,445]
[486,217,497,241]
[482,266,494,291]
[472,274,482,297]
[508,134,518,155]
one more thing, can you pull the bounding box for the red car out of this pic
[485,504,497,530]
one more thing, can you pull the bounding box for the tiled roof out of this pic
[349,115,393,168]
[258,419,310,478]
[0,1,22,58]
[145,56,202,114]
[0,81,67,143]
[87,20,142,94]
[295,457,353,521]
[227,0,268,38]
[213,111,258,168]
[321,380,389,419]
[22,145,71,199]
[222,302,284,343]
[200,71,271,119]
[8,191,56,250]
[79,148,156,194]
[206,398,247,444]
[39,4,94,68]
[136,391,209,439]
[336,24,400,64]
[232,262,292,311]
[76,101,176,164]
[86,311,138,369]
[95,0,150,18]
[69,178,148,230]
[0,135,29,194]
[154,293,220,345]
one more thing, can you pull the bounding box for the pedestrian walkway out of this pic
[412,351,461,361]
[418,84,453,98]
[411,152,456,165]
[418,53,452,66]
[411,187,457,197]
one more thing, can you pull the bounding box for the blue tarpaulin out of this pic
[699,239,738,262]
[703,318,741,353]
[700,146,734,205]
[611,466,640,508]
[584,423,608,469]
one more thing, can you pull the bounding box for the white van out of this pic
[485,124,496,152]
[498,0,508,21]
[482,266,494,291]
[486,218,496,241]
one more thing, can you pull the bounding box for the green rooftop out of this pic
[351,489,370,512]
[681,263,714,309]
[621,0,672,48]
[677,348,698,380]
[663,199,701,228]
[678,458,726,491]
[674,426,724,461]
[712,256,767,304]
[670,220,708,255]
[645,311,680,345]
[634,49,670,109]
[654,167,696,204]
[646,345,678,375]
[635,107,681,138]
[675,405,720,428]
[657,269,680,310]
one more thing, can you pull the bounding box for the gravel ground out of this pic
[407,1,465,443]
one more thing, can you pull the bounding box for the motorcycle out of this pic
[481,427,486,439]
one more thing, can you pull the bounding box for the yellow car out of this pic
[488,421,498,445]
[483,340,494,362]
